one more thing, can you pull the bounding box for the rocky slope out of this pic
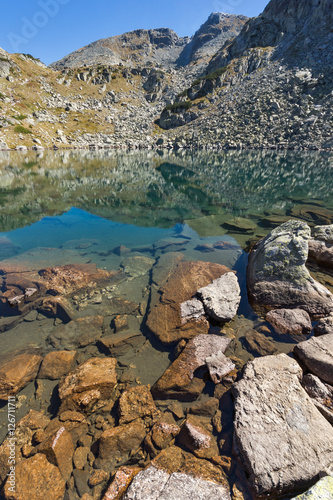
[0,0,332,150]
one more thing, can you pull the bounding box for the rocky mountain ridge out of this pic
[0,0,332,151]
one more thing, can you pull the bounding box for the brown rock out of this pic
[147,261,232,345]
[38,296,76,322]
[48,316,104,349]
[266,308,312,335]
[73,446,89,470]
[302,374,333,423]
[38,263,114,295]
[58,357,117,413]
[178,415,219,459]
[152,334,231,401]
[34,426,74,481]
[3,454,65,500]
[97,421,147,470]
[308,239,333,269]
[149,418,180,452]
[167,401,185,420]
[118,385,160,425]
[88,469,109,488]
[102,466,141,500]
[188,397,219,418]
[0,353,43,399]
[242,329,278,356]
[38,351,77,380]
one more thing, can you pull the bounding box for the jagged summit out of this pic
[50,13,248,70]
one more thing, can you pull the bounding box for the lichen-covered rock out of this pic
[196,272,241,322]
[266,308,312,335]
[290,475,333,499]
[152,334,231,401]
[247,220,333,316]
[102,466,141,500]
[294,334,333,384]
[58,357,117,413]
[205,351,235,384]
[232,354,333,498]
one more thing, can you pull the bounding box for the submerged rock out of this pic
[58,357,117,413]
[196,272,241,322]
[147,261,231,344]
[48,315,104,349]
[294,333,333,384]
[266,308,312,335]
[247,220,333,316]
[152,334,231,401]
[232,354,333,498]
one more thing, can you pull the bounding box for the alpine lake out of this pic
[0,149,332,498]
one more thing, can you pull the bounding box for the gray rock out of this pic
[312,225,333,244]
[123,465,231,500]
[289,475,333,499]
[302,374,333,423]
[180,298,205,324]
[247,220,333,316]
[294,333,333,384]
[196,272,241,322]
[266,308,312,335]
[314,313,333,336]
[232,354,333,498]
[205,351,235,383]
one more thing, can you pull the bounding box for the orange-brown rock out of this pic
[102,466,141,500]
[178,415,219,459]
[145,415,180,457]
[38,296,76,322]
[48,315,104,349]
[73,446,90,470]
[151,334,231,401]
[3,453,65,500]
[97,421,147,471]
[33,426,74,482]
[38,350,77,380]
[58,357,117,413]
[118,385,160,425]
[38,263,114,295]
[0,353,43,399]
[98,331,144,356]
[147,261,232,344]
[88,469,109,487]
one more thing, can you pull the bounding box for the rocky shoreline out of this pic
[0,220,332,499]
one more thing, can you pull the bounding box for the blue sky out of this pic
[0,0,268,65]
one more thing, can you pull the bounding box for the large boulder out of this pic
[314,313,333,336]
[294,334,333,384]
[247,220,333,316]
[147,261,232,345]
[151,334,231,401]
[232,354,333,498]
[58,357,117,413]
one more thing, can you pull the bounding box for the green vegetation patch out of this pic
[14,125,32,134]
[163,100,192,113]
[13,114,27,121]
[192,66,228,86]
